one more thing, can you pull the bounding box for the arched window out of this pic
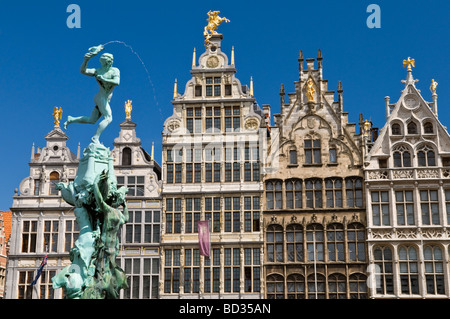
[307,274,326,299]
[373,246,394,294]
[328,273,347,299]
[306,224,324,261]
[286,179,302,209]
[424,122,434,134]
[266,224,283,262]
[325,178,343,208]
[417,145,436,167]
[306,179,322,208]
[347,223,366,261]
[266,274,284,299]
[327,224,345,262]
[393,145,411,167]
[407,122,418,134]
[346,177,363,208]
[424,245,445,295]
[392,123,401,135]
[287,274,305,299]
[49,171,60,195]
[286,224,303,262]
[349,273,368,299]
[398,246,419,295]
[122,147,132,166]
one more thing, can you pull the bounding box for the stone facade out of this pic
[365,65,450,298]
[160,33,265,298]
[112,115,162,299]
[6,125,79,299]
[263,51,368,299]
[5,110,162,299]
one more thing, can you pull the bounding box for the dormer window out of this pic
[122,147,132,166]
[424,122,433,134]
[407,122,417,134]
[206,77,221,97]
[49,171,60,195]
[392,123,401,135]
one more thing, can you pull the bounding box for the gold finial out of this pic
[173,79,178,99]
[306,78,316,102]
[231,46,235,66]
[125,100,132,119]
[403,57,415,71]
[151,142,155,161]
[203,10,230,46]
[250,76,254,97]
[430,79,438,94]
[363,120,371,137]
[53,106,63,127]
[192,48,196,68]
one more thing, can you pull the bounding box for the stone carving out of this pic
[206,56,220,68]
[417,169,439,179]
[244,118,259,131]
[368,170,388,180]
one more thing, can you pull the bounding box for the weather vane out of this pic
[403,57,415,71]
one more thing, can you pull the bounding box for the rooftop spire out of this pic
[231,46,235,66]
[250,76,254,97]
[173,79,178,99]
[192,48,196,68]
[402,57,416,85]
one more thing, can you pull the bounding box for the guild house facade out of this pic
[365,60,450,298]
[160,32,266,298]
[5,106,162,299]
[262,50,370,299]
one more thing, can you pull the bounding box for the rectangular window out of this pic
[43,220,59,252]
[329,148,337,163]
[22,221,37,253]
[225,84,232,96]
[372,191,390,226]
[195,85,202,97]
[118,175,145,196]
[164,249,180,293]
[65,219,79,252]
[420,190,440,225]
[396,191,415,225]
[304,139,321,164]
[446,190,450,224]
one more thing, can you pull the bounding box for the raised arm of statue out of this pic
[81,45,104,76]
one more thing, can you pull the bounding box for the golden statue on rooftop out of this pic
[125,100,132,119]
[403,57,415,70]
[53,106,63,127]
[430,79,438,94]
[204,10,230,46]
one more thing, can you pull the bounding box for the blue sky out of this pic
[0,0,449,209]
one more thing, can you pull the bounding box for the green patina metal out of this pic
[52,45,128,299]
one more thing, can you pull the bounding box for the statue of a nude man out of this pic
[64,45,120,144]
